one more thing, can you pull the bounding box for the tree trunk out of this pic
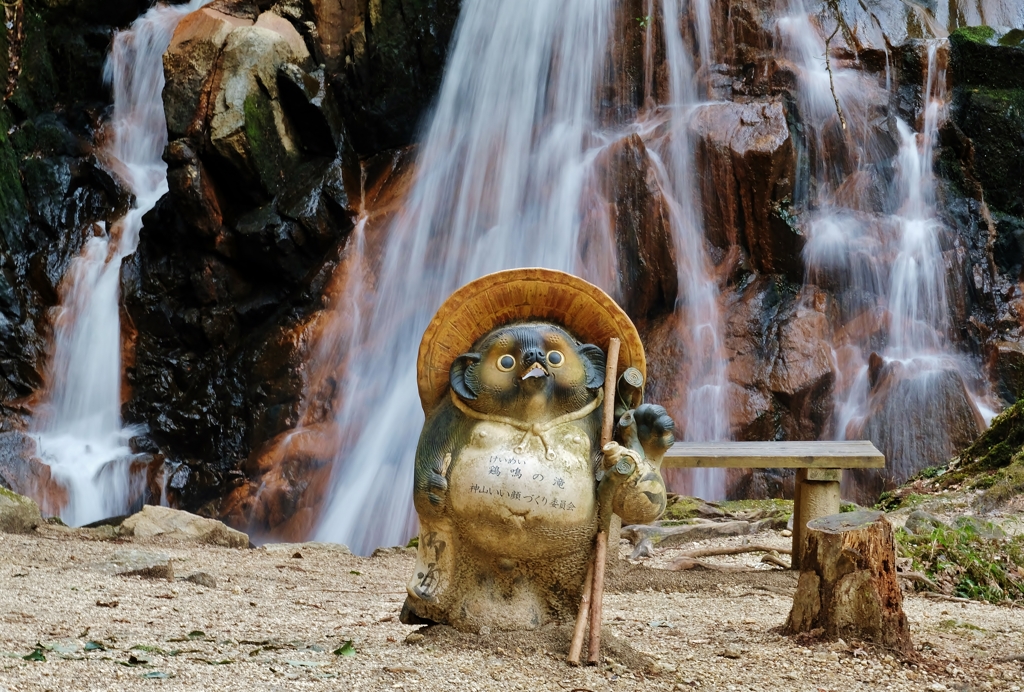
[785,510,913,656]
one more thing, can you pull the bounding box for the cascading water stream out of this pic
[781,2,1003,492]
[302,0,730,553]
[649,0,729,499]
[30,0,207,527]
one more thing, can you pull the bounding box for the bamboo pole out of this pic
[565,561,593,665]
[566,337,620,666]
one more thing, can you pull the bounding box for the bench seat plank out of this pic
[661,440,884,469]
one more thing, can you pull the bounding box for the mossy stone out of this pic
[0,486,43,534]
[950,26,1024,90]
[954,86,1024,216]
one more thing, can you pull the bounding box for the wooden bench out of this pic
[660,440,886,569]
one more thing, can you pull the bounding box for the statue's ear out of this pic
[449,353,482,401]
[577,344,606,390]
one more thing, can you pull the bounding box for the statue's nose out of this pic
[522,347,546,367]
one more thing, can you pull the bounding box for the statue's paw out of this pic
[633,404,675,459]
[426,471,449,506]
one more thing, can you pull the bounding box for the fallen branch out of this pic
[897,571,940,591]
[667,557,748,572]
[679,544,792,558]
[919,592,979,605]
[761,553,791,569]
[753,585,797,598]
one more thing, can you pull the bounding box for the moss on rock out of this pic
[950,26,1024,90]
[953,26,996,45]
[943,398,1024,489]
[0,485,43,534]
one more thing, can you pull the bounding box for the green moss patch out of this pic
[952,26,996,45]
[977,450,1024,508]
[661,496,704,522]
[943,399,1024,489]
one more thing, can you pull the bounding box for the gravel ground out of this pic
[1,524,1022,691]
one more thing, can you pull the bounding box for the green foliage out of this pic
[875,491,897,511]
[22,648,46,662]
[636,16,651,29]
[895,521,1024,604]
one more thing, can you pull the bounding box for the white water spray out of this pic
[32,1,207,527]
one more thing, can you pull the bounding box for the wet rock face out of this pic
[126,0,463,515]
[594,133,678,320]
[943,27,1024,402]
[123,1,360,511]
[847,364,983,500]
[692,100,800,281]
[0,3,136,420]
[325,0,461,155]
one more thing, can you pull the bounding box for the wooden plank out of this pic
[662,440,885,469]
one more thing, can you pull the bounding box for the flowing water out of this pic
[650,0,729,499]
[781,1,1010,492]
[30,0,207,527]
[307,0,730,553]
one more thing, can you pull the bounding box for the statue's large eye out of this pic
[547,350,564,367]
[497,354,516,372]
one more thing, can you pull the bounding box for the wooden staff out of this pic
[567,337,620,666]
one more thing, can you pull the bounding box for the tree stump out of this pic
[785,510,913,655]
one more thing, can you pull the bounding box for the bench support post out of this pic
[791,468,841,570]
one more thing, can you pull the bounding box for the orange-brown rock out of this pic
[692,100,800,280]
[163,8,252,139]
[590,133,678,321]
[770,301,836,440]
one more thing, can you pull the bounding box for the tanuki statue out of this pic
[401,268,674,631]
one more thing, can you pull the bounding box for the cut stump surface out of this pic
[785,510,913,656]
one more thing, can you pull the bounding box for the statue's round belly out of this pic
[448,421,597,558]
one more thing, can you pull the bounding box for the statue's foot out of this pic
[399,596,439,626]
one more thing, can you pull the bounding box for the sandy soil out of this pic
[1,524,1022,692]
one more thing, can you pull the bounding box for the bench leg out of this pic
[791,468,842,570]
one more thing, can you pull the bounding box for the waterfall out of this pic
[782,2,998,492]
[31,0,207,527]
[303,0,729,553]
